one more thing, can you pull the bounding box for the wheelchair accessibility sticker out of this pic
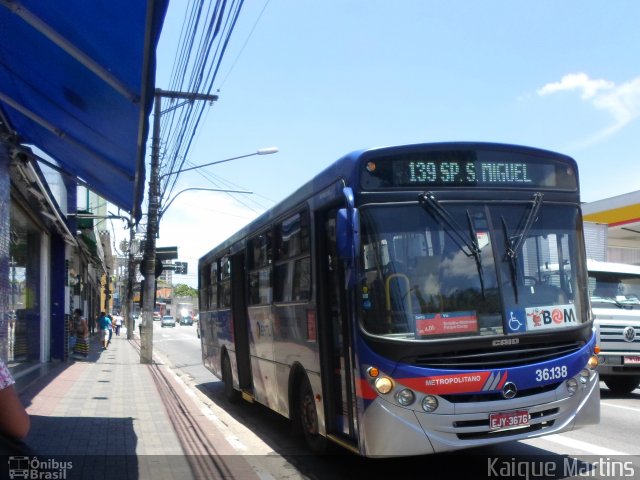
[506,309,526,333]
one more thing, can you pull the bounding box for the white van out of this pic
[588,259,640,394]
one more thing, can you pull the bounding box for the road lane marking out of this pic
[601,401,640,413]
[543,434,631,456]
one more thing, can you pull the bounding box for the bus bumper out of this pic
[360,370,599,457]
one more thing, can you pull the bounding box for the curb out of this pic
[128,337,261,479]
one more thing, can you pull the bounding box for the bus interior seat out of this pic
[527,283,566,305]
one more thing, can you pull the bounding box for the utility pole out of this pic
[104,267,111,313]
[124,217,136,340]
[139,89,218,364]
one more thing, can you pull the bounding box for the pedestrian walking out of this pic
[71,308,89,358]
[115,315,122,336]
[99,312,111,350]
[106,314,114,346]
[67,314,76,354]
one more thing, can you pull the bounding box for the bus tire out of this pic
[222,353,241,403]
[603,376,640,394]
[298,375,327,454]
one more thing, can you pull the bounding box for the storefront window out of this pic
[8,203,42,365]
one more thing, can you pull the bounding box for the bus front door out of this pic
[231,252,252,394]
[318,210,357,443]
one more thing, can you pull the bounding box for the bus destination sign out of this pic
[361,150,577,190]
[402,160,533,185]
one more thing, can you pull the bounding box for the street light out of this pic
[139,138,278,364]
[159,147,278,180]
[159,187,252,219]
[157,146,278,223]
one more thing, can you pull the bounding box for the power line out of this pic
[218,0,271,90]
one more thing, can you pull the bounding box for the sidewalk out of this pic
[12,330,259,480]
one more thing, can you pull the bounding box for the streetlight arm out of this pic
[159,147,278,180]
[159,187,252,219]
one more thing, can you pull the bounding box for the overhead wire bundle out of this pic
[159,0,246,207]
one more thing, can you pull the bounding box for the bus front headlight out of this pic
[566,378,578,396]
[422,395,439,412]
[395,388,415,406]
[579,369,590,384]
[374,376,394,394]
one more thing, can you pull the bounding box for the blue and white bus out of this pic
[198,142,599,456]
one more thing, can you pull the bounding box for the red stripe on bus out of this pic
[356,378,378,400]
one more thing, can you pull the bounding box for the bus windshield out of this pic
[359,202,586,340]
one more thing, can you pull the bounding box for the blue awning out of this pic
[0,0,169,221]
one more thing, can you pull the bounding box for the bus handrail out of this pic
[385,273,413,321]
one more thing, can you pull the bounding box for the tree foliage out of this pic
[174,283,197,298]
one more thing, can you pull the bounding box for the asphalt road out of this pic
[151,321,640,479]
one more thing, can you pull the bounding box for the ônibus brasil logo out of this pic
[8,456,73,479]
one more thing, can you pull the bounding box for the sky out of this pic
[135,1,640,288]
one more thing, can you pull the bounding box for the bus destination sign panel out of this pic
[361,150,577,190]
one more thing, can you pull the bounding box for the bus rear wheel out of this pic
[298,376,327,454]
[222,354,240,403]
[603,376,640,394]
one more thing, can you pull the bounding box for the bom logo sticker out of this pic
[526,304,577,331]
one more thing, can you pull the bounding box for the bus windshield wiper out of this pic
[418,192,485,298]
[502,192,544,302]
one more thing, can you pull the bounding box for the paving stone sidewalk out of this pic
[12,330,260,480]
[17,332,193,479]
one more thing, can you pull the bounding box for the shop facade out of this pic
[1,142,111,378]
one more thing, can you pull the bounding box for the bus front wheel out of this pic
[298,376,327,454]
[222,354,240,403]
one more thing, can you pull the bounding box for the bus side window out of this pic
[248,232,273,305]
[274,210,311,303]
[209,261,218,309]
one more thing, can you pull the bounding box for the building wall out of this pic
[583,222,608,261]
[608,247,640,266]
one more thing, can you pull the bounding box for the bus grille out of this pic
[440,382,560,403]
[409,341,583,369]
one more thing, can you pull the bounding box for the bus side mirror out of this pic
[336,208,360,261]
[336,209,350,259]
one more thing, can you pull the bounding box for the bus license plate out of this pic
[489,410,530,430]
[624,356,640,365]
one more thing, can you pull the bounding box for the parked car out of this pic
[161,315,176,328]
[180,315,193,326]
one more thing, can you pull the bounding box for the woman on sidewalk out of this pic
[72,308,89,358]
[99,312,112,350]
